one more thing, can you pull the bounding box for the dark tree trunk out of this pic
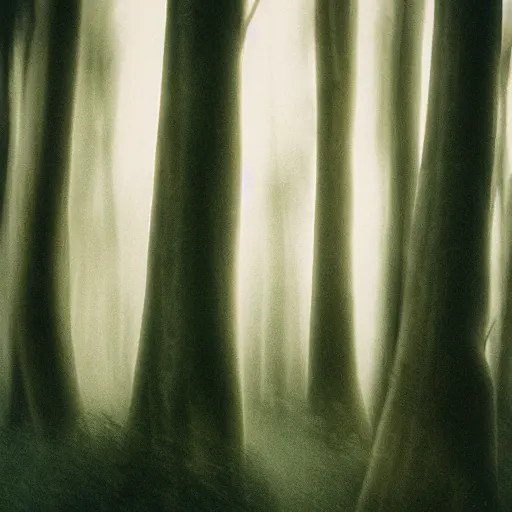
[356,2,502,510]
[308,0,369,443]
[8,0,81,437]
[129,0,243,474]
[371,0,424,432]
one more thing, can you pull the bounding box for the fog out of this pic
[67,1,433,418]
[8,0,512,430]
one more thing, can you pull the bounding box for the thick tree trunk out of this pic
[357,2,502,510]
[371,0,424,432]
[129,1,243,474]
[308,0,369,443]
[9,0,81,437]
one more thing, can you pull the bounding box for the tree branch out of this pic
[241,0,261,45]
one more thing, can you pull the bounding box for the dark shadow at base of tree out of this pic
[0,413,277,511]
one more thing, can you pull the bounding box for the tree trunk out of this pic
[0,0,34,429]
[285,222,305,402]
[308,0,369,443]
[241,268,264,406]
[261,168,287,408]
[496,174,512,509]
[370,0,424,432]
[488,42,511,386]
[357,2,502,510]
[68,0,126,418]
[8,0,81,437]
[0,5,14,218]
[129,1,243,474]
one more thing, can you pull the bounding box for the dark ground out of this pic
[0,405,369,511]
[245,403,369,511]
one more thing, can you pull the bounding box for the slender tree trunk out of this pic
[129,1,243,473]
[497,175,512,509]
[9,0,82,437]
[242,269,264,406]
[261,165,287,408]
[0,0,34,211]
[488,43,511,385]
[0,7,14,218]
[357,2,502,510]
[1,0,34,429]
[308,0,369,443]
[371,0,424,432]
[495,29,512,511]
[69,0,126,417]
[285,224,305,402]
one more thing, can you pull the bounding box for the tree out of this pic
[0,4,14,216]
[370,0,424,431]
[356,1,502,510]
[488,15,512,385]
[68,0,127,418]
[497,173,512,509]
[0,0,34,222]
[0,1,27,426]
[260,158,288,407]
[8,0,82,437]
[129,0,244,474]
[308,0,368,443]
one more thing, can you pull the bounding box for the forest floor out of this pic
[245,402,369,511]
[0,406,369,511]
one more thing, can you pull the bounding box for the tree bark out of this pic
[371,0,424,432]
[129,0,244,474]
[308,0,369,443]
[9,0,81,437]
[357,2,502,510]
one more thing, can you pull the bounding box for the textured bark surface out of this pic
[129,1,244,474]
[357,2,502,510]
